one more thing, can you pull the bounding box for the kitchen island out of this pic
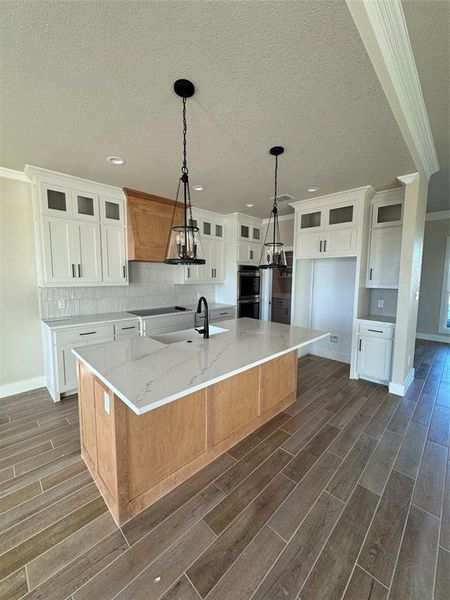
[73,318,328,525]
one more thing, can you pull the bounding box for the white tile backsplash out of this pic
[39,262,217,319]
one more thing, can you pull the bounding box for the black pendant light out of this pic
[165,79,205,265]
[259,146,287,270]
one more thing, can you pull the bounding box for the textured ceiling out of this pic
[403,0,449,212]
[0,0,419,217]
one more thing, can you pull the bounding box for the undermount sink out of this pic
[151,326,229,345]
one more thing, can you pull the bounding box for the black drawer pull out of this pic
[79,331,97,336]
[219,312,228,315]
[368,329,383,333]
[121,326,136,330]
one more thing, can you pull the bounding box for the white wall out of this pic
[0,176,44,396]
[417,215,450,341]
[310,257,357,363]
[262,216,294,247]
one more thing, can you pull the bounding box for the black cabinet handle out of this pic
[71,264,76,278]
[324,240,327,252]
[80,331,96,336]
[368,329,383,333]
[319,240,323,253]
[369,268,373,280]
[123,265,126,279]
[77,264,81,277]
[121,325,136,330]
[359,339,362,351]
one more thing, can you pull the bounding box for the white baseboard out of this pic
[0,376,47,399]
[309,348,351,364]
[416,332,450,344]
[389,368,415,396]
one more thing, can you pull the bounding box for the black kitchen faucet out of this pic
[196,296,209,339]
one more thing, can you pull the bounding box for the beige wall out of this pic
[417,216,450,339]
[262,216,294,247]
[0,176,44,395]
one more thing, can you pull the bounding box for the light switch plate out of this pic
[57,299,65,309]
[103,392,110,414]
[330,335,339,343]
[377,299,384,308]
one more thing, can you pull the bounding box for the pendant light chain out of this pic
[181,96,195,227]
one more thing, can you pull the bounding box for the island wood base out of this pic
[76,351,297,526]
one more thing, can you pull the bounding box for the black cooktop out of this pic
[127,306,188,317]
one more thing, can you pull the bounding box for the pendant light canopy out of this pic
[259,146,287,270]
[165,79,205,265]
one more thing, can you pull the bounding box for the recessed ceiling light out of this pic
[306,186,319,193]
[192,185,204,191]
[246,203,254,207]
[107,155,125,165]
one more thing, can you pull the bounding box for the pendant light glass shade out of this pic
[259,146,287,270]
[165,79,205,265]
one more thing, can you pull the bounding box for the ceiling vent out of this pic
[270,193,295,203]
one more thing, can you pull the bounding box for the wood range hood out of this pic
[124,188,184,262]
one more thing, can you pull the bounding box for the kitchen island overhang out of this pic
[73,318,329,525]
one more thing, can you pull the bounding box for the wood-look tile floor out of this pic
[0,340,449,600]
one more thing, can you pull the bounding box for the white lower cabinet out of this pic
[357,321,394,384]
[367,227,402,288]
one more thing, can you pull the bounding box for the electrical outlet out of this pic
[104,391,110,414]
[330,335,339,344]
[377,299,384,308]
[57,299,65,309]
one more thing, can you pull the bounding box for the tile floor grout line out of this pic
[184,571,203,600]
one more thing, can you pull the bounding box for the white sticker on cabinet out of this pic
[104,391,110,414]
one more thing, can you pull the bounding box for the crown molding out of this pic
[0,167,29,182]
[289,185,375,210]
[25,165,124,197]
[346,0,439,179]
[397,172,419,186]
[262,213,294,225]
[426,210,450,222]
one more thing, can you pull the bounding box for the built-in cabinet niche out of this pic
[26,166,128,287]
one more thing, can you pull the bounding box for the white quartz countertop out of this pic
[42,311,141,330]
[72,318,329,415]
[359,314,396,324]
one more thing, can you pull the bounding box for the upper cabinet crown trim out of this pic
[289,185,375,210]
[25,165,124,199]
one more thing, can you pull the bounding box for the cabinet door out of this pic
[57,344,79,390]
[324,228,357,256]
[39,184,73,218]
[296,232,322,258]
[358,336,392,383]
[214,222,224,239]
[367,227,402,288]
[239,223,251,240]
[42,217,77,283]
[213,240,225,281]
[101,225,127,284]
[100,196,125,226]
[197,237,212,282]
[326,204,356,230]
[72,190,100,222]
[238,242,249,263]
[298,209,323,232]
[73,221,102,283]
[252,226,261,242]
[372,202,403,228]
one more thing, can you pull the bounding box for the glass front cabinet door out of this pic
[72,191,100,221]
[40,184,72,218]
[100,196,125,226]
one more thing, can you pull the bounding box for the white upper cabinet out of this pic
[177,209,226,284]
[294,196,365,259]
[42,217,76,283]
[366,190,404,288]
[26,166,128,287]
[101,196,125,226]
[101,225,127,283]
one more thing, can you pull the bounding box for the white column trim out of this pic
[346,0,439,179]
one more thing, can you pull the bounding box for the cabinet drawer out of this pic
[115,320,140,338]
[210,308,235,321]
[54,323,115,345]
[358,322,394,339]
[143,313,194,334]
